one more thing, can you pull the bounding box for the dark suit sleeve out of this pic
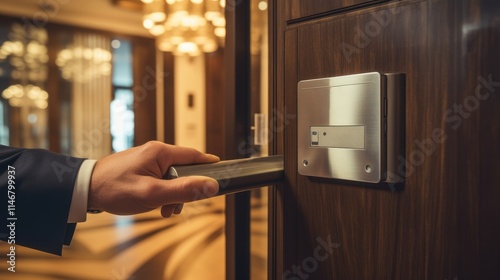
[0,145,85,255]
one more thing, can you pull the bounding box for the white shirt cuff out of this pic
[68,159,97,223]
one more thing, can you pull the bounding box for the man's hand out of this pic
[88,141,220,218]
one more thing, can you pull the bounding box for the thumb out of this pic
[156,176,220,204]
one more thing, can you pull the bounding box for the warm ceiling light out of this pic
[214,27,225,37]
[178,42,199,56]
[212,17,225,27]
[149,24,166,36]
[143,18,154,29]
[56,47,112,83]
[258,1,268,11]
[143,0,225,56]
[145,12,166,22]
[2,84,49,109]
[143,0,166,22]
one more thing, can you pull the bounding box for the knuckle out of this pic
[142,140,163,151]
[140,141,167,160]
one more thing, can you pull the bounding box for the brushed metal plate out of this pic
[298,72,386,183]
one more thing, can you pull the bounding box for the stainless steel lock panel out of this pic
[297,72,405,184]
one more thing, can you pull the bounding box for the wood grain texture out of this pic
[281,28,300,278]
[286,0,388,22]
[132,38,157,145]
[163,52,175,145]
[267,0,282,276]
[46,26,62,152]
[224,1,252,279]
[271,0,500,279]
[205,48,225,156]
[458,0,500,278]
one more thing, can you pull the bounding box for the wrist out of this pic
[88,160,103,212]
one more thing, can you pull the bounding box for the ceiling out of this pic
[0,0,151,37]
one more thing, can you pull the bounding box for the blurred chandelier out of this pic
[141,0,225,56]
[56,46,112,83]
[2,84,48,109]
[0,23,49,109]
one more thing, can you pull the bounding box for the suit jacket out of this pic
[0,145,84,255]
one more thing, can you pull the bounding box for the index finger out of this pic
[146,142,220,172]
[165,144,220,165]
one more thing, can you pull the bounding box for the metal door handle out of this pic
[165,155,284,196]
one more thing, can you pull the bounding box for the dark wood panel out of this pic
[267,0,283,276]
[224,1,252,279]
[458,0,500,278]
[286,0,388,22]
[281,28,300,278]
[132,38,157,145]
[47,27,62,153]
[163,52,175,145]
[291,2,458,278]
[205,48,225,156]
[272,0,500,279]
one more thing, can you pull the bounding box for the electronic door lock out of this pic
[297,72,405,184]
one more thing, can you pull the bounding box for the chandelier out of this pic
[141,0,225,56]
[2,84,48,109]
[56,46,112,83]
[0,23,49,109]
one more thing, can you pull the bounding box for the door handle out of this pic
[165,155,284,196]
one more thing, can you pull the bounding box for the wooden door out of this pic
[269,0,500,279]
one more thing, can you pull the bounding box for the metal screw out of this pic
[365,164,372,173]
